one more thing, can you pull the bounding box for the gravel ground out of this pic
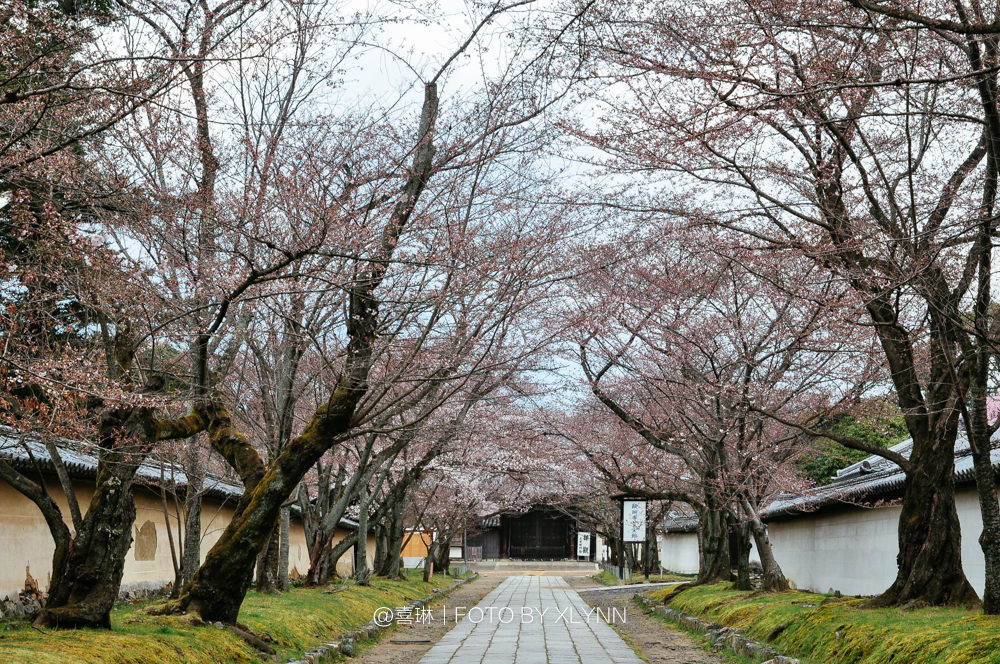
[353,575,503,664]
[571,576,723,664]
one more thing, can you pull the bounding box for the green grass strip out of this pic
[648,583,1000,664]
[0,570,448,664]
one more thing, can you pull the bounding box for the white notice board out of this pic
[577,532,591,557]
[622,500,647,542]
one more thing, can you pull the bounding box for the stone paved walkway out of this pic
[417,576,643,664]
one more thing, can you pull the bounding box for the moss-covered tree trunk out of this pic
[38,474,137,628]
[863,346,977,609]
[696,503,731,586]
[166,83,439,624]
[36,404,204,628]
[868,415,979,607]
[173,392,361,621]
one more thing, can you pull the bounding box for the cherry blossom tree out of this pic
[561,225,872,589]
[567,0,1000,608]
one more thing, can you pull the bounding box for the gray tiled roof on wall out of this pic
[761,434,1000,521]
[0,427,359,529]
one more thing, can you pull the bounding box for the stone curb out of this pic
[286,573,480,663]
[635,594,799,664]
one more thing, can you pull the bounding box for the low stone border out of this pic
[286,573,480,663]
[635,594,799,664]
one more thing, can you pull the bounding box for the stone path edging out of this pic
[580,581,685,593]
[634,594,800,664]
[286,573,480,664]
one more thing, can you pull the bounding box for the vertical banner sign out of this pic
[622,499,647,542]
[577,532,591,558]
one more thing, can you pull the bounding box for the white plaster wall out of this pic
[768,505,900,596]
[0,478,353,600]
[768,485,993,597]
[956,487,987,597]
[657,532,700,574]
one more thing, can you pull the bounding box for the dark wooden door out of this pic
[507,511,569,559]
[482,530,500,559]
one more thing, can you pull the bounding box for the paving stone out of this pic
[417,576,642,664]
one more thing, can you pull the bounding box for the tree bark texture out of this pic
[35,404,205,628]
[741,498,789,592]
[382,499,407,579]
[182,436,203,587]
[734,521,752,591]
[278,505,291,591]
[968,390,1000,613]
[255,525,280,593]
[372,520,387,577]
[355,485,370,586]
[696,505,731,586]
[868,409,979,607]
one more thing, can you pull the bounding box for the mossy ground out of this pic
[592,570,619,586]
[0,570,448,664]
[647,583,1000,664]
[592,570,694,586]
[650,571,697,583]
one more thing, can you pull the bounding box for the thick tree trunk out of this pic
[696,504,730,585]
[382,499,406,579]
[969,397,1000,615]
[37,479,137,628]
[434,535,451,576]
[278,505,291,591]
[372,520,388,576]
[734,521,752,591]
[741,498,788,592]
[968,420,1000,614]
[174,394,357,621]
[869,419,979,608]
[648,531,660,572]
[326,530,356,581]
[968,206,1000,614]
[643,519,653,580]
[36,405,203,628]
[255,525,280,593]
[306,530,333,586]
[624,541,637,571]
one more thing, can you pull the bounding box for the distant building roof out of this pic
[657,511,699,533]
[0,427,359,529]
[762,433,1000,521]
